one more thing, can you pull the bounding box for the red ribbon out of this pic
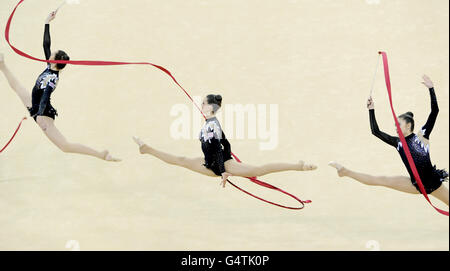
[4,0,310,210]
[379,51,448,216]
[0,117,26,153]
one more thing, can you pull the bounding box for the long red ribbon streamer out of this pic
[379,51,448,216]
[0,117,26,153]
[4,0,310,210]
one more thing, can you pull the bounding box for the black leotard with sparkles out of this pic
[369,88,448,194]
[199,117,233,176]
[28,24,59,121]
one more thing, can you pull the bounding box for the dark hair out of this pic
[206,94,222,112]
[399,111,414,131]
[55,50,70,70]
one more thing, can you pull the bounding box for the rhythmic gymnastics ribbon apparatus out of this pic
[378,51,448,216]
[0,117,26,153]
[3,0,311,210]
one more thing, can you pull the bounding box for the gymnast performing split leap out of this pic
[133,94,317,187]
[330,75,448,206]
[0,11,120,161]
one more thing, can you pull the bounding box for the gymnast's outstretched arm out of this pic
[43,24,51,60]
[367,97,399,147]
[420,75,439,139]
[43,11,57,60]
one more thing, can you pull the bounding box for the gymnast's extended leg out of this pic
[430,185,449,206]
[133,136,217,177]
[224,158,317,178]
[37,116,120,161]
[0,54,32,108]
[329,161,419,194]
[134,137,316,178]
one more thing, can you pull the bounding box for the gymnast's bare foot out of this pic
[299,160,317,171]
[328,161,347,177]
[133,136,151,154]
[101,150,121,162]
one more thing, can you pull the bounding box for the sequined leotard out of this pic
[27,24,59,121]
[199,117,233,176]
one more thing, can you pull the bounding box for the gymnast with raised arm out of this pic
[330,75,448,206]
[0,11,120,161]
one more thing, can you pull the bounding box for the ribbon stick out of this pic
[369,55,380,97]
[378,51,448,216]
[56,0,80,12]
[4,0,311,210]
[56,2,66,12]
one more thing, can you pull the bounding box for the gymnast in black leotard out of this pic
[330,75,448,206]
[133,94,316,188]
[369,87,448,194]
[198,99,233,177]
[0,10,119,162]
[27,23,67,121]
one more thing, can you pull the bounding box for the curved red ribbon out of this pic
[4,0,310,210]
[379,51,448,216]
[0,117,26,153]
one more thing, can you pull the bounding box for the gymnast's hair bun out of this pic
[215,95,222,105]
[405,111,414,118]
[207,94,222,107]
